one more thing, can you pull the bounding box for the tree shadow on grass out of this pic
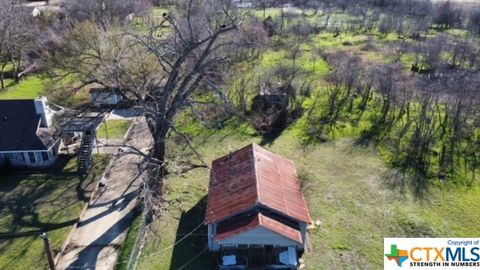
[170,196,215,270]
[0,156,108,238]
[259,127,287,147]
[0,178,78,237]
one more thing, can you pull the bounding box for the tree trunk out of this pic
[149,117,171,173]
[11,59,20,83]
[0,73,4,90]
[153,139,166,166]
[0,63,6,90]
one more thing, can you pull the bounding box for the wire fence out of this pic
[125,207,149,270]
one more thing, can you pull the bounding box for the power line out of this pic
[63,221,205,269]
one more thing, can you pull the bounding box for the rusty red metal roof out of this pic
[205,144,312,225]
[215,212,302,244]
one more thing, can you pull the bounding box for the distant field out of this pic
[0,155,110,270]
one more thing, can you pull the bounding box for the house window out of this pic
[41,152,49,161]
[28,152,36,163]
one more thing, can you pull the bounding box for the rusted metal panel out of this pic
[205,144,313,225]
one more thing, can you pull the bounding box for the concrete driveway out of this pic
[57,119,152,270]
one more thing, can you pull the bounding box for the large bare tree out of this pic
[50,0,251,169]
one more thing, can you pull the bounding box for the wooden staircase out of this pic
[77,127,95,175]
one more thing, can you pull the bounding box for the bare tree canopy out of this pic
[0,0,38,89]
[49,0,259,169]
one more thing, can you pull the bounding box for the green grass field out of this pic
[97,120,132,139]
[134,117,480,270]
[0,155,110,270]
[0,75,47,100]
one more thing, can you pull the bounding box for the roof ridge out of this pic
[254,145,289,218]
[252,143,261,206]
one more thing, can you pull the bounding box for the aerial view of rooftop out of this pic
[0,0,479,269]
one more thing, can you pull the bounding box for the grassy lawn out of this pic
[134,117,480,270]
[0,75,48,100]
[0,155,110,270]
[97,120,132,139]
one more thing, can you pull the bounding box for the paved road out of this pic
[57,119,152,270]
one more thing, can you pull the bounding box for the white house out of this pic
[0,97,61,168]
[205,144,313,270]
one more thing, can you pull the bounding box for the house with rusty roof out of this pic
[205,144,313,270]
[0,97,61,169]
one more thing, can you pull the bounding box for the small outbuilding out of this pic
[205,144,313,269]
[89,87,124,106]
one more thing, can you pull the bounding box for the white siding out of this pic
[0,142,60,168]
[208,224,221,251]
[2,152,26,166]
[217,227,302,248]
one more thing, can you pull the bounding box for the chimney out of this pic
[34,97,53,128]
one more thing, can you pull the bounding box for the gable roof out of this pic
[216,212,302,244]
[205,144,312,225]
[0,100,56,152]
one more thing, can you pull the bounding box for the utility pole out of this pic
[40,232,56,270]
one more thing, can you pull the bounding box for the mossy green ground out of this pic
[97,120,132,139]
[134,116,480,270]
[0,155,110,270]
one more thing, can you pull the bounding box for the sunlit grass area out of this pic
[0,75,47,100]
[97,120,132,139]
